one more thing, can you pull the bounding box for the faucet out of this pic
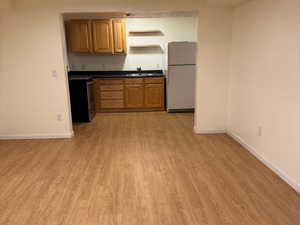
[137,66,142,72]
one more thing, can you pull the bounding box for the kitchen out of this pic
[63,12,198,124]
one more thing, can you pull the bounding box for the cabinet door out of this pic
[69,20,93,53]
[125,84,144,108]
[144,84,164,108]
[113,19,127,54]
[92,20,114,54]
[93,79,102,112]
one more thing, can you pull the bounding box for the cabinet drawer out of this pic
[99,79,123,84]
[125,78,143,84]
[100,85,123,91]
[100,91,123,99]
[101,100,124,109]
[144,77,164,84]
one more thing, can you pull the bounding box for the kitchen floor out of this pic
[0,112,299,225]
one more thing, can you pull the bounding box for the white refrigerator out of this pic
[167,42,197,112]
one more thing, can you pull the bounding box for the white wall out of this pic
[0,7,73,138]
[194,8,232,133]
[0,0,232,139]
[68,17,198,71]
[0,2,6,126]
[228,0,300,191]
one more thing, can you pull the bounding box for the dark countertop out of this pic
[68,70,164,80]
[68,75,93,81]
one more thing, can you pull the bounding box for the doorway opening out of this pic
[59,11,199,135]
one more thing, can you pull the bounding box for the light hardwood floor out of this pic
[0,112,299,225]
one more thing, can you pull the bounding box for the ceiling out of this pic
[63,11,201,20]
[205,0,250,7]
[62,0,251,20]
[63,1,252,20]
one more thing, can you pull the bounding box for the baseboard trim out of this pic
[168,108,195,113]
[194,127,226,134]
[227,130,300,194]
[0,131,74,140]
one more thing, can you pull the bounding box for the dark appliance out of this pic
[69,77,96,122]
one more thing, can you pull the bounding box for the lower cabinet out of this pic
[101,99,124,109]
[125,84,144,108]
[144,84,164,108]
[94,77,165,112]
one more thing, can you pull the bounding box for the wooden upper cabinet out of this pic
[69,20,93,53]
[144,83,164,108]
[92,19,114,54]
[125,84,144,108]
[113,19,127,54]
[68,19,127,54]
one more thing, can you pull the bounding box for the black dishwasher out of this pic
[69,76,96,122]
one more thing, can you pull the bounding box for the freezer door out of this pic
[168,42,197,65]
[167,65,196,110]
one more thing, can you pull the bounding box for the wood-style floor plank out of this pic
[0,112,299,225]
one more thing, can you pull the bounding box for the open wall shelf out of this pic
[130,44,161,48]
[129,30,162,35]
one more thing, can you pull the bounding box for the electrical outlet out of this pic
[57,114,63,121]
[51,70,58,78]
[258,126,262,137]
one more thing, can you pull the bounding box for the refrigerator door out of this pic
[168,42,197,66]
[167,65,196,111]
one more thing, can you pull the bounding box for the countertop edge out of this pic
[68,70,165,80]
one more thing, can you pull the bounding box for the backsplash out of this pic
[68,52,164,71]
